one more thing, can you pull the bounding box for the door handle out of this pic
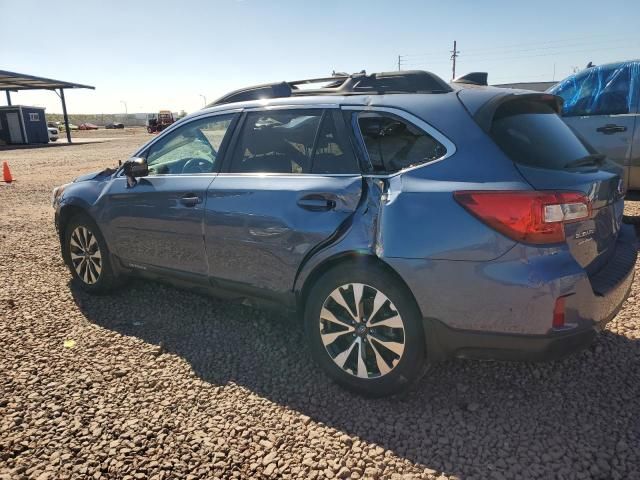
[297,196,336,212]
[596,124,627,135]
[180,194,201,207]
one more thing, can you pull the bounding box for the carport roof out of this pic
[0,70,94,91]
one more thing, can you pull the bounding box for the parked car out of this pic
[47,127,59,142]
[58,123,78,132]
[78,123,99,130]
[548,60,640,191]
[105,122,124,129]
[52,70,636,396]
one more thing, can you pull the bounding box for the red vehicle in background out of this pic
[147,110,175,133]
[78,123,99,130]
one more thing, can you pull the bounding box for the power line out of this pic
[461,32,636,54]
[461,38,640,59]
[399,33,637,68]
[459,42,640,64]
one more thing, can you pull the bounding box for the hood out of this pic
[74,167,117,183]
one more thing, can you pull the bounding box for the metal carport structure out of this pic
[0,70,95,143]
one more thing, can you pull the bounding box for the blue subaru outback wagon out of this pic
[53,71,636,396]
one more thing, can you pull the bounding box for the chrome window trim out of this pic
[244,103,339,112]
[215,173,361,178]
[341,105,457,178]
[113,173,218,180]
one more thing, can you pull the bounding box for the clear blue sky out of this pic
[1,0,639,114]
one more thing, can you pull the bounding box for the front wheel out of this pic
[63,213,122,293]
[304,262,425,397]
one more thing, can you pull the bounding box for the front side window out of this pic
[145,114,235,175]
[356,112,446,173]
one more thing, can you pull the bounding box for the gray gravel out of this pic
[1,132,640,480]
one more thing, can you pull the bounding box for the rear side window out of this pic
[491,100,591,170]
[311,111,359,174]
[356,112,446,173]
[230,110,322,174]
[229,109,358,174]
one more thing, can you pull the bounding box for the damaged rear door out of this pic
[204,107,362,295]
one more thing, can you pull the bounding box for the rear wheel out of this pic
[304,262,425,397]
[63,213,122,293]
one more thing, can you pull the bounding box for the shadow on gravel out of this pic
[72,278,640,479]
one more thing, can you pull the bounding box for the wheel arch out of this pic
[297,252,418,316]
[57,203,90,245]
[296,252,438,359]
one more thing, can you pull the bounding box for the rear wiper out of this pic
[564,153,606,169]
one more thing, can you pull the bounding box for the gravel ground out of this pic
[1,133,639,480]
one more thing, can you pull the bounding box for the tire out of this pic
[304,261,425,397]
[62,213,122,293]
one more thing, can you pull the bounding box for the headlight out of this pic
[51,183,70,208]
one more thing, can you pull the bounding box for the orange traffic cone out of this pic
[2,161,13,183]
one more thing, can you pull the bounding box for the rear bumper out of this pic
[428,318,598,361]
[427,275,631,361]
[386,224,636,362]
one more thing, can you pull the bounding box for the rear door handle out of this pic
[596,124,627,135]
[180,194,202,207]
[297,196,336,212]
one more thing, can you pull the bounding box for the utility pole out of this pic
[397,55,402,71]
[199,94,207,107]
[450,40,460,79]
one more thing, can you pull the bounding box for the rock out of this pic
[264,463,277,476]
[262,451,278,466]
[337,467,351,479]
[466,402,480,412]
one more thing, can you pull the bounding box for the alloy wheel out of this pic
[69,226,102,285]
[319,283,406,379]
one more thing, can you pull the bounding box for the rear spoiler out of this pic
[472,92,563,133]
[452,72,488,86]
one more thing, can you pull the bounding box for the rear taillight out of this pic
[454,191,591,244]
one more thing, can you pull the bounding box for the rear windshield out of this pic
[490,100,591,170]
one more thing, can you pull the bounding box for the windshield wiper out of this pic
[564,153,606,169]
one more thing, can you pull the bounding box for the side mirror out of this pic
[123,157,149,178]
[122,157,148,187]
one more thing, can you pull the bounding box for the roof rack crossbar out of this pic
[209,70,452,106]
[288,76,349,86]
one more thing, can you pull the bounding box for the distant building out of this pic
[492,81,557,92]
[0,105,48,145]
